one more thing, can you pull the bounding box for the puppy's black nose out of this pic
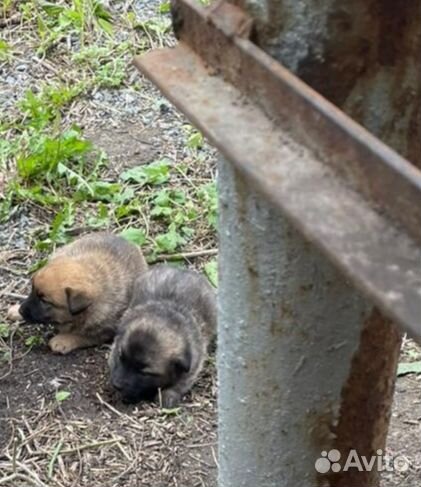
[19,303,28,319]
[121,393,139,404]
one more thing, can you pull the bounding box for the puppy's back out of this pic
[132,265,216,341]
[54,232,147,270]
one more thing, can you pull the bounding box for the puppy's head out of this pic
[109,307,191,404]
[19,257,96,325]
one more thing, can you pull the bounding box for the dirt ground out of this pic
[0,171,218,487]
[0,331,217,487]
[382,338,421,486]
[1,271,421,487]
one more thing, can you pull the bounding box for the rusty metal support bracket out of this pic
[133,0,421,336]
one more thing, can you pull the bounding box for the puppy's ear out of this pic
[65,287,92,315]
[172,347,192,375]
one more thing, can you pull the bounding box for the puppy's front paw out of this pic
[49,335,79,355]
[160,389,182,409]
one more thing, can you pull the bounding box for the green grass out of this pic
[0,0,217,276]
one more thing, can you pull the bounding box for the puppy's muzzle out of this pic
[19,300,35,322]
[111,366,156,404]
[19,297,50,324]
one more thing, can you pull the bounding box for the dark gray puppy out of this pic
[109,265,216,408]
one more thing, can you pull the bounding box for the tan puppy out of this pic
[19,233,147,354]
[109,265,216,408]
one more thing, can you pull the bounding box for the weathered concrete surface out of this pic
[217,164,402,487]
[217,0,418,486]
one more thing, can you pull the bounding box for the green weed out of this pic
[135,17,171,48]
[196,182,217,229]
[17,129,92,182]
[204,259,218,287]
[184,125,204,151]
[0,40,12,62]
[25,335,44,348]
[95,58,126,88]
[55,390,71,402]
[120,159,171,186]
[36,201,75,251]
[36,0,114,53]
[120,227,147,246]
[154,223,187,254]
[0,324,11,339]
[0,0,14,15]
[158,2,171,14]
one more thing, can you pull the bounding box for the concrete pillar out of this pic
[218,161,402,487]
[218,1,418,485]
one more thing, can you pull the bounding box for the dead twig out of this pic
[0,13,21,28]
[149,249,217,263]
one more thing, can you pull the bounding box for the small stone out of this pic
[125,93,136,104]
[7,304,22,321]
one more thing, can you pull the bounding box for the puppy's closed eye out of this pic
[120,351,157,376]
[139,369,159,377]
[37,293,56,307]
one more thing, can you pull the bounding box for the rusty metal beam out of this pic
[133,0,421,337]
[168,0,421,244]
